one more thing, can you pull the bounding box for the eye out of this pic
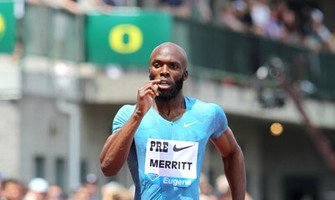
[153,62,161,68]
[170,63,178,69]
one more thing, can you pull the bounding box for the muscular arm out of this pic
[210,127,246,200]
[100,80,159,177]
[100,110,143,177]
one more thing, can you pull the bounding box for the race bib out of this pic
[144,138,198,187]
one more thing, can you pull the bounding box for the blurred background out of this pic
[0,0,335,199]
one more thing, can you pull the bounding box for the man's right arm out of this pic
[100,80,159,177]
[100,109,144,177]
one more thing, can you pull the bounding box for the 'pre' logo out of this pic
[109,24,143,54]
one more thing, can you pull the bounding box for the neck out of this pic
[154,93,186,121]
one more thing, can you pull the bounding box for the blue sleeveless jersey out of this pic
[112,97,228,200]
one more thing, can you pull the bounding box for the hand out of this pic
[135,80,160,116]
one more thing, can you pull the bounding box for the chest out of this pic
[134,110,214,146]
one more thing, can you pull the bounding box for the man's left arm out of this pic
[210,127,246,200]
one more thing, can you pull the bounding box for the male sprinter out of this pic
[100,42,246,199]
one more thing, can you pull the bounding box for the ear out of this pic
[183,70,189,81]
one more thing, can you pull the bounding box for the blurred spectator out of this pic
[88,0,124,14]
[215,174,253,200]
[159,0,212,21]
[126,185,134,200]
[101,0,122,6]
[219,0,252,33]
[25,0,42,5]
[46,185,64,200]
[263,1,300,43]
[215,174,229,197]
[59,0,83,15]
[250,0,271,35]
[263,1,287,40]
[2,179,25,200]
[199,173,212,196]
[281,9,301,44]
[83,174,97,200]
[26,0,118,15]
[270,1,287,23]
[101,181,131,200]
[23,178,49,200]
[159,0,191,18]
[199,174,217,200]
[216,0,335,54]
[303,8,332,51]
[25,0,82,14]
[193,0,212,21]
[70,187,89,200]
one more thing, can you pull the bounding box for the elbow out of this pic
[223,145,245,163]
[101,167,117,177]
[100,159,119,177]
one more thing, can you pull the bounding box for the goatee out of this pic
[149,75,184,101]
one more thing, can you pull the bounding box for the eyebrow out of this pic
[151,59,181,65]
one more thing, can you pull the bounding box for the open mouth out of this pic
[157,80,171,90]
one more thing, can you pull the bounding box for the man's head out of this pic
[149,42,188,100]
[46,185,63,200]
[28,178,49,200]
[84,173,98,198]
[2,179,24,200]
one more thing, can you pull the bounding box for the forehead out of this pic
[150,45,185,64]
[5,182,20,188]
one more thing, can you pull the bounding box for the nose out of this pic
[160,64,169,77]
